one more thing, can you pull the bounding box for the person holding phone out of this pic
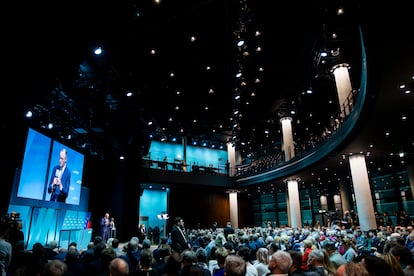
[47,148,71,202]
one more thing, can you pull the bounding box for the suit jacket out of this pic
[48,165,71,202]
[170,225,189,253]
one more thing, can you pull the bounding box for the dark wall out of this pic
[2,109,27,216]
[85,156,143,242]
[166,185,254,231]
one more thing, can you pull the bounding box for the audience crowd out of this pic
[2,211,414,276]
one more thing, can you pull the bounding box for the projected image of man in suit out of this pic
[47,148,71,202]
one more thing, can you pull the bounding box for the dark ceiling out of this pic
[6,0,414,194]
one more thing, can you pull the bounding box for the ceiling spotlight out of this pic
[25,110,33,118]
[93,46,103,55]
[237,39,245,47]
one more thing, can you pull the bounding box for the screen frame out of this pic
[11,128,86,209]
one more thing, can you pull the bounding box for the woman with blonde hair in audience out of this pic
[301,238,313,271]
[253,247,270,276]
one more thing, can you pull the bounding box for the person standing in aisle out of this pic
[170,217,190,254]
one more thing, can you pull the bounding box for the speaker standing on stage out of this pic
[47,148,71,203]
[100,213,110,242]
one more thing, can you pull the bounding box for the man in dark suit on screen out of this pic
[48,148,71,202]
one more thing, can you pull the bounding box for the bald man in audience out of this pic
[109,258,129,276]
[268,250,293,275]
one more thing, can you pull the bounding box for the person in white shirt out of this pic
[236,246,258,276]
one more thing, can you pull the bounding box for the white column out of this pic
[320,195,329,226]
[287,179,302,228]
[349,154,376,231]
[280,117,295,161]
[333,194,342,217]
[182,136,187,172]
[339,181,352,215]
[227,143,236,177]
[320,195,328,211]
[407,164,414,198]
[229,191,239,229]
[280,117,301,227]
[286,195,291,227]
[332,63,352,117]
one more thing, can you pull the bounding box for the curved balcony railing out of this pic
[235,26,368,186]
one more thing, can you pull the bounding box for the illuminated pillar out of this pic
[339,181,352,215]
[286,195,291,227]
[320,195,328,211]
[227,142,236,177]
[182,136,187,172]
[229,191,239,229]
[332,63,352,118]
[349,154,376,231]
[288,179,302,228]
[408,164,414,198]
[280,117,295,161]
[333,194,342,218]
[280,117,301,227]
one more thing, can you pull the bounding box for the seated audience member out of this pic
[253,247,270,276]
[64,245,85,275]
[355,253,392,276]
[336,262,369,276]
[306,249,336,276]
[388,243,414,272]
[111,238,123,256]
[119,238,141,273]
[379,253,405,276]
[213,247,229,276]
[131,248,159,276]
[180,249,210,276]
[268,250,293,275]
[224,254,246,276]
[288,250,306,276]
[44,240,59,260]
[322,240,347,269]
[42,259,68,276]
[109,257,130,276]
[236,246,258,276]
